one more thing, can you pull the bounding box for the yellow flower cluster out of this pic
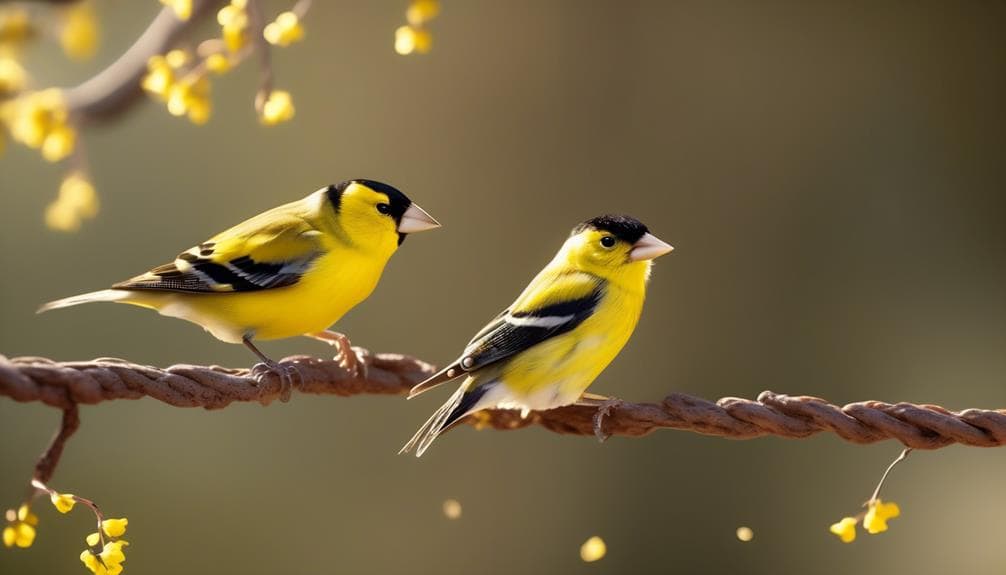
[3,505,38,549]
[160,0,193,21]
[218,0,249,54]
[142,50,212,125]
[80,519,129,575]
[0,88,77,162]
[60,1,99,60]
[395,0,439,55]
[260,90,295,125]
[829,499,901,543]
[264,11,304,47]
[46,172,99,232]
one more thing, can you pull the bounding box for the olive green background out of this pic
[2,1,1006,574]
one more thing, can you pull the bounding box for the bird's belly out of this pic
[498,332,624,410]
[493,288,642,411]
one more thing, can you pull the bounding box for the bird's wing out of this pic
[408,272,603,398]
[113,211,324,293]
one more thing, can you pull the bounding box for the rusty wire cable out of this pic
[3,352,1006,451]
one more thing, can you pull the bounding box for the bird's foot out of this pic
[307,330,367,378]
[250,360,301,403]
[590,398,624,443]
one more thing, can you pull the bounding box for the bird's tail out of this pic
[399,379,491,457]
[37,289,129,314]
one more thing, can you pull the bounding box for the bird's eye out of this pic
[376,203,391,215]
[600,236,616,248]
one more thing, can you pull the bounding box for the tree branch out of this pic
[64,1,226,122]
[2,352,1005,450]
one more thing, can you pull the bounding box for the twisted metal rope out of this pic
[3,352,1005,450]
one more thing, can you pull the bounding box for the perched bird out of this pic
[39,180,440,395]
[400,215,672,456]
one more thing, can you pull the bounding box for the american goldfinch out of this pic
[40,180,440,395]
[400,215,672,456]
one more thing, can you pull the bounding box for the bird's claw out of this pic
[316,331,366,378]
[251,360,301,402]
[346,346,370,379]
[592,398,624,443]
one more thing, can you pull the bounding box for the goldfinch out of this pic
[400,215,672,456]
[40,179,440,393]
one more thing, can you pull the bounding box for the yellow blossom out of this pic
[3,504,38,548]
[164,49,190,69]
[863,499,900,534]
[16,505,37,526]
[60,172,99,217]
[0,8,32,47]
[0,56,27,94]
[41,123,76,162]
[60,1,99,60]
[829,516,858,543]
[206,53,231,74]
[4,89,69,150]
[394,25,431,55]
[580,535,606,562]
[259,90,294,125]
[101,518,128,538]
[166,76,212,124]
[46,172,99,231]
[161,0,193,21]
[264,11,304,47]
[50,492,77,514]
[2,522,35,548]
[142,56,174,99]
[218,1,249,53]
[45,201,80,232]
[80,539,128,575]
[406,0,440,26]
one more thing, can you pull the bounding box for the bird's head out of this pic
[561,215,673,281]
[324,179,440,252]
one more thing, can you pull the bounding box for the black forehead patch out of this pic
[350,179,413,245]
[325,180,413,221]
[354,179,411,214]
[573,214,648,244]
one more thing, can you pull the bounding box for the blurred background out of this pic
[2,1,1006,573]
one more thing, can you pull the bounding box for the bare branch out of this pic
[2,353,1005,450]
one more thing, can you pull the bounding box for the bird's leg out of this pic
[575,393,623,443]
[243,337,298,402]
[306,330,365,377]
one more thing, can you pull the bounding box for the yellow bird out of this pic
[401,215,672,456]
[40,180,440,393]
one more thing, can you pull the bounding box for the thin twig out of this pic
[245,0,273,113]
[32,405,79,484]
[868,448,912,503]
